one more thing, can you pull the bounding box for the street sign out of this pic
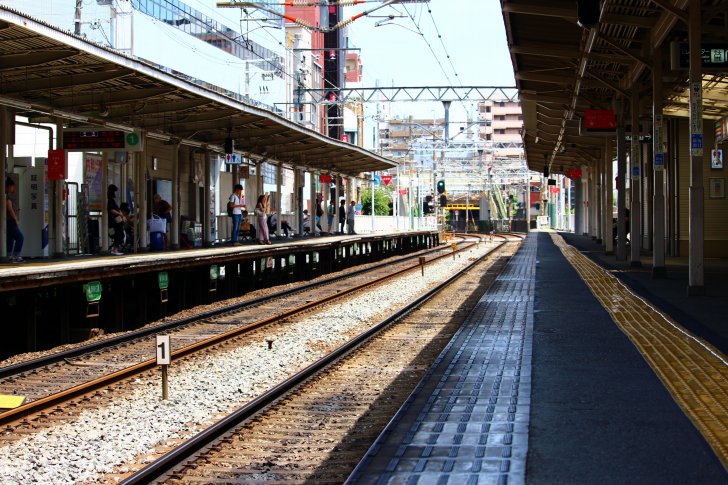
[654,153,665,170]
[373,175,382,186]
[210,265,219,281]
[381,174,393,186]
[156,335,171,365]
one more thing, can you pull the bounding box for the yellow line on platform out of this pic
[551,233,728,470]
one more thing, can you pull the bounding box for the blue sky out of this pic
[347,0,515,88]
[345,0,515,136]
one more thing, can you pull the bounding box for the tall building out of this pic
[284,5,325,131]
[343,52,364,146]
[378,117,444,168]
[479,100,523,158]
[1,0,287,111]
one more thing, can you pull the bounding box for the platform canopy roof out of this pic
[502,0,726,175]
[0,6,395,177]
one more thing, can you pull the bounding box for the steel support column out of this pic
[653,44,667,277]
[630,87,642,266]
[101,151,109,252]
[203,151,212,246]
[574,176,584,235]
[138,136,148,249]
[275,163,282,238]
[171,143,180,249]
[53,119,64,257]
[0,107,7,259]
[688,0,704,294]
[616,99,627,261]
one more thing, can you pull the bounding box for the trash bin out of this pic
[150,231,164,250]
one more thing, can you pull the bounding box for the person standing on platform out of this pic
[5,178,24,262]
[339,199,346,234]
[152,193,172,249]
[107,184,125,256]
[327,201,335,234]
[347,200,357,235]
[315,198,324,235]
[255,194,271,245]
[229,184,244,246]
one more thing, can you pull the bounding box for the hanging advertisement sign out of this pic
[47,149,67,180]
[84,153,103,211]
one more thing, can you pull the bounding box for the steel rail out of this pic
[121,239,508,485]
[0,238,482,425]
[0,239,466,380]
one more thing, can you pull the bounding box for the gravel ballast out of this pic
[0,242,495,484]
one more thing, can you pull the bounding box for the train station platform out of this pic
[348,231,728,484]
[0,230,438,358]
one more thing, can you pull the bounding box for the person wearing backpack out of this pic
[228,184,244,246]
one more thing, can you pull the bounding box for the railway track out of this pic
[0,237,501,427]
[116,239,520,484]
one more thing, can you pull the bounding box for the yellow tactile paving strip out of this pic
[551,233,728,470]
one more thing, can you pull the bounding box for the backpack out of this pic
[227,195,235,217]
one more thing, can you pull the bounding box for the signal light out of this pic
[437,180,445,194]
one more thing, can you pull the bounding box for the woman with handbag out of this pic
[255,194,271,245]
[107,184,125,256]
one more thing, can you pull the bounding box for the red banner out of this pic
[549,187,561,194]
[47,149,67,180]
[381,174,393,186]
[566,168,582,180]
[584,109,616,130]
[319,174,332,184]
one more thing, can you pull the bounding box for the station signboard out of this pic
[63,129,143,152]
[671,41,728,70]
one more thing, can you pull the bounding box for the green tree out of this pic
[360,186,392,215]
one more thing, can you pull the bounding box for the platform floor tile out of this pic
[348,235,536,485]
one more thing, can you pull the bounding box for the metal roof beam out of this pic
[501,1,575,20]
[1,68,132,94]
[0,49,77,68]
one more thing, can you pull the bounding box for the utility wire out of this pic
[425,3,462,87]
[400,3,453,85]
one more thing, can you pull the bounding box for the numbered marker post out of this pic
[156,335,171,400]
[451,242,457,260]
